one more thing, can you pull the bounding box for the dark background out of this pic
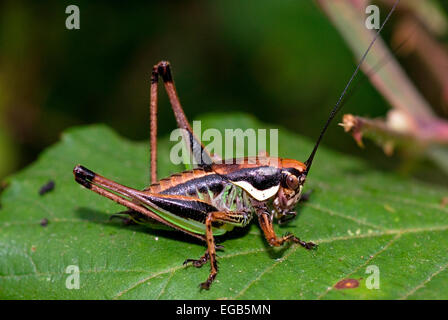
[1,0,447,184]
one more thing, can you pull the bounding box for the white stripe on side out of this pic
[231,180,279,201]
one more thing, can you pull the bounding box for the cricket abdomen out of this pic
[145,168,255,227]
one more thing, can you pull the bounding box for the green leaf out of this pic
[1,113,447,299]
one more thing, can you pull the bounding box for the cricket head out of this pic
[272,158,308,223]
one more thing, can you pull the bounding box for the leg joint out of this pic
[152,61,172,83]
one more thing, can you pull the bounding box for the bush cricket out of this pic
[73,0,399,290]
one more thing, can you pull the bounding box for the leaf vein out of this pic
[399,261,448,300]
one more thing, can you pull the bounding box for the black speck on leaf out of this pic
[40,218,49,227]
[39,180,55,196]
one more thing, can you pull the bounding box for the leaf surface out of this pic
[0,114,447,299]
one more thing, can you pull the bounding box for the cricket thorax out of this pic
[209,183,254,225]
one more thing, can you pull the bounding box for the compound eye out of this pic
[286,175,299,190]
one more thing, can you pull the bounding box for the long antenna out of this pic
[304,0,400,174]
